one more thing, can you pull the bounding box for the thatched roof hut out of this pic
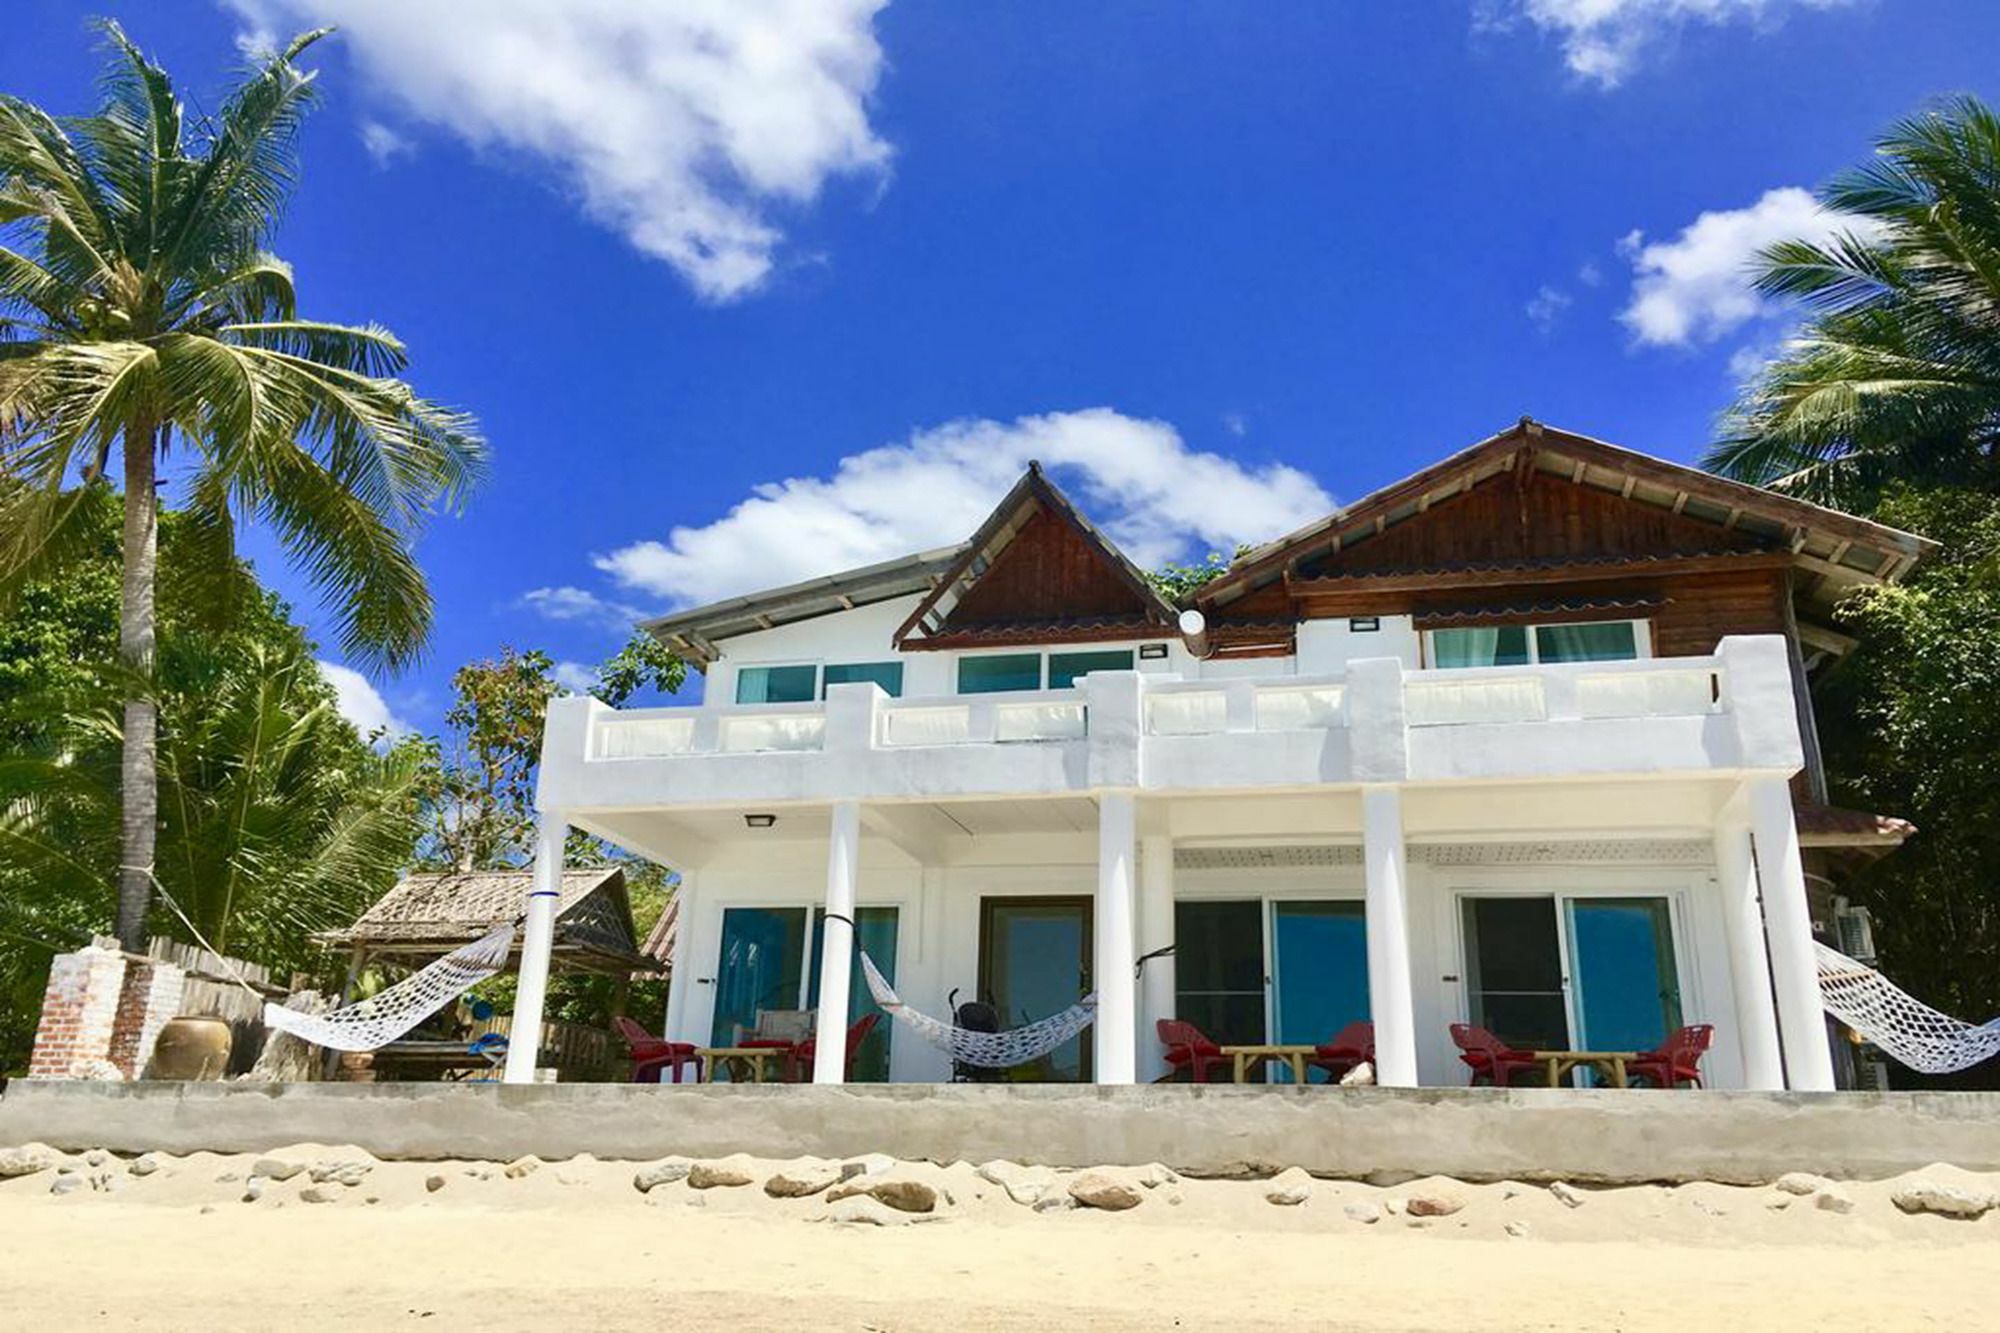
[321,867,667,977]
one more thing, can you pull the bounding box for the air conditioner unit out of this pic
[1835,906,1878,963]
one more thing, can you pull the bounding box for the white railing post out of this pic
[1714,819,1784,1090]
[824,681,883,753]
[1346,657,1409,784]
[1748,776,1835,1090]
[1137,832,1176,1082]
[813,800,862,1085]
[503,816,567,1084]
[1361,785,1419,1086]
[1223,679,1257,733]
[1095,791,1139,1084]
[1086,671,1143,790]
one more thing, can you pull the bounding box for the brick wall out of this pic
[27,940,127,1080]
[106,957,187,1079]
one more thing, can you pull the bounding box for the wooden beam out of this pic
[1796,620,1859,656]
[1289,550,1796,597]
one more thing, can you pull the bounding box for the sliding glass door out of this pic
[1171,898,1370,1082]
[1270,902,1370,1081]
[980,897,1092,1082]
[710,904,899,1080]
[710,906,809,1048]
[808,906,899,1082]
[1565,898,1682,1054]
[1459,892,1684,1067]
[1173,900,1266,1050]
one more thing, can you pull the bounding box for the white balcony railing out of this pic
[555,642,1785,806]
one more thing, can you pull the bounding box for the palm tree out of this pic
[1707,96,2000,505]
[0,24,485,949]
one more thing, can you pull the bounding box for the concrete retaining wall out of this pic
[3,1081,1996,1184]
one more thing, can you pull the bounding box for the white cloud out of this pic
[1525,284,1572,333]
[594,409,1336,608]
[358,120,414,167]
[518,585,650,632]
[317,661,410,739]
[1617,186,1882,347]
[552,660,601,694]
[1482,0,1859,89]
[225,0,893,301]
[1577,259,1603,288]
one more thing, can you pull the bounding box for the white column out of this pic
[1137,833,1176,1082]
[812,801,861,1084]
[1747,776,1835,1091]
[1095,792,1139,1084]
[663,871,698,1042]
[503,816,566,1084]
[1362,785,1418,1087]
[1714,821,1784,1090]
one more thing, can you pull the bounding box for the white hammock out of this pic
[263,924,516,1053]
[860,951,1095,1068]
[1816,942,2000,1074]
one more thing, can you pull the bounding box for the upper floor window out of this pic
[737,661,904,704]
[1429,620,1642,669]
[958,652,1044,694]
[1049,649,1134,688]
[957,648,1139,694]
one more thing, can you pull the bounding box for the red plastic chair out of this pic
[1157,1019,1232,1083]
[1310,1021,1376,1083]
[790,1011,884,1081]
[1449,1023,1543,1087]
[1626,1024,1714,1089]
[612,1016,702,1084]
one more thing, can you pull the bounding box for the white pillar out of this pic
[663,871,698,1043]
[1095,792,1139,1084]
[812,801,861,1085]
[503,816,566,1084]
[1747,776,1835,1091]
[1362,786,1418,1087]
[1138,833,1176,1082]
[1714,821,1784,1090]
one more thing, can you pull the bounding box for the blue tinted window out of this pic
[821,661,904,697]
[1048,649,1134,688]
[736,664,817,704]
[958,653,1042,694]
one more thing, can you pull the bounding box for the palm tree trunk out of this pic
[115,420,159,952]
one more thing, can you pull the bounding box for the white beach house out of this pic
[505,420,1929,1092]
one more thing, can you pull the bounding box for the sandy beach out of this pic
[3,1146,1997,1330]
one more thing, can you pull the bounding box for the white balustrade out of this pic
[718,710,826,754]
[591,714,695,759]
[1255,684,1345,731]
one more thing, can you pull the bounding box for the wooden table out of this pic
[1532,1050,1639,1088]
[1220,1044,1320,1085]
[696,1046,789,1084]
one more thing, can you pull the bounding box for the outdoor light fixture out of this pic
[744,813,777,829]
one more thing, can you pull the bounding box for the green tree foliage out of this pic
[1147,547,1249,601]
[1813,486,2000,1046]
[0,23,486,947]
[1708,97,2000,504]
[419,638,685,1030]
[417,639,684,871]
[0,489,423,1072]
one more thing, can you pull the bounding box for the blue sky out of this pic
[5,1,1996,734]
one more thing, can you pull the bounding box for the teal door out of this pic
[1565,897,1682,1055]
[709,906,808,1048]
[980,897,1092,1081]
[1270,901,1370,1081]
[808,906,899,1081]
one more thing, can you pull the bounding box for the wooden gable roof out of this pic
[894,463,1180,649]
[1193,418,1934,624]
